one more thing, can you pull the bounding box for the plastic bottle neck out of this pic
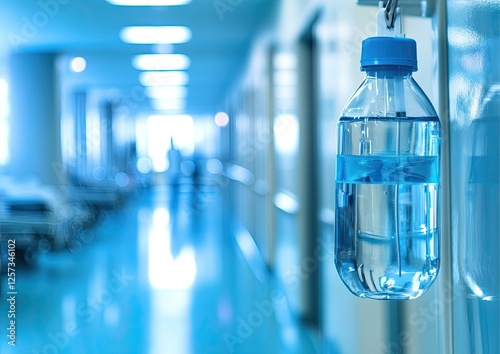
[364,65,414,78]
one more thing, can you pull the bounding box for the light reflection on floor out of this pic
[0,184,318,354]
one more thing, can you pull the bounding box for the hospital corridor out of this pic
[0,0,498,353]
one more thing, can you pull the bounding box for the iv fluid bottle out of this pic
[335,37,441,300]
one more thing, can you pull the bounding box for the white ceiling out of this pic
[0,0,275,115]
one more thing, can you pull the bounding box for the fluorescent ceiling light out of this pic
[120,26,192,44]
[133,54,190,71]
[145,86,188,99]
[151,99,186,111]
[139,71,189,86]
[107,0,191,6]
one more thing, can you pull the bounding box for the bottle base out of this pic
[357,292,417,301]
[336,261,439,300]
[344,285,430,300]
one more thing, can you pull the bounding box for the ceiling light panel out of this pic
[107,0,191,6]
[140,71,189,86]
[120,26,192,44]
[145,86,188,99]
[133,54,190,71]
[151,99,186,111]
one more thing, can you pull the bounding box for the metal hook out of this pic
[385,0,399,29]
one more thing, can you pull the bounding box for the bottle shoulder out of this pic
[341,76,438,119]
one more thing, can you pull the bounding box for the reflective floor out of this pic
[0,184,319,354]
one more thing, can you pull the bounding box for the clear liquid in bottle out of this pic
[335,117,440,300]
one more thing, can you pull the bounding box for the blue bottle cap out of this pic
[360,36,418,71]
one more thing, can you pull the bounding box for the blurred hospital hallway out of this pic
[0,182,319,354]
[0,1,499,354]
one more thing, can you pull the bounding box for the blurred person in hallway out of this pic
[166,137,183,186]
